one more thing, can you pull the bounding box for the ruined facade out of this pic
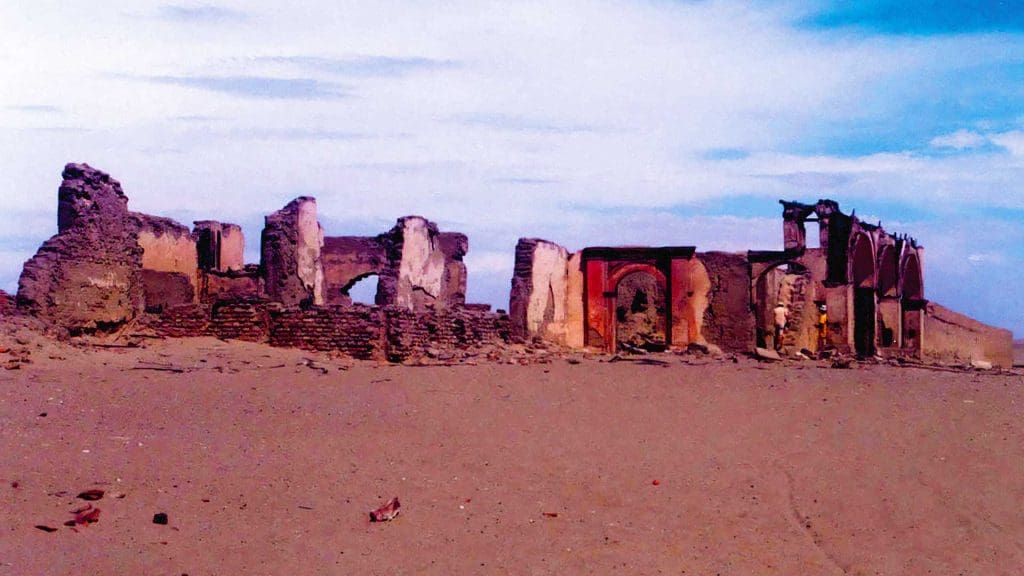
[12,164,1014,367]
[510,199,1013,367]
[15,163,504,360]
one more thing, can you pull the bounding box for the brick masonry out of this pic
[145,300,511,362]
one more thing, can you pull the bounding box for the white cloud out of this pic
[990,131,1024,157]
[930,129,986,150]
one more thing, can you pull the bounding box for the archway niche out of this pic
[341,273,380,306]
[876,245,900,348]
[753,261,810,350]
[850,233,876,356]
[614,270,667,352]
[901,252,924,354]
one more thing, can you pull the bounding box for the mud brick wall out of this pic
[142,270,195,313]
[148,298,511,361]
[268,305,384,359]
[199,267,262,303]
[18,164,144,331]
[147,304,211,337]
[384,306,512,362]
[209,300,271,342]
[698,252,756,353]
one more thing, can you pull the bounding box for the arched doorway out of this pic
[614,270,667,352]
[752,261,810,350]
[901,252,924,354]
[341,272,380,305]
[876,245,900,348]
[850,233,876,356]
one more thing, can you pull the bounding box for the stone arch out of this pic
[752,261,809,349]
[340,272,381,305]
[877,244,899,298]
[900,251,924,354]
[613,269,667,352]
[900,251,923,301]
[849,232,876,289]
[875,244,901,348]
[849,233,877,356]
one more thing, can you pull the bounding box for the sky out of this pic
[1,0,1022,335]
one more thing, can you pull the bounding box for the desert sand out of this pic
[1,327,1023,575]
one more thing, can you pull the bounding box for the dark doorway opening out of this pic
[854,287,876,357]
[615,271,667,352]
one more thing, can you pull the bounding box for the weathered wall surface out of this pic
[923,302,1013,367]
[380,217,467,311]
[132,213,198,305]
[261,197,324,306]
[697,252,755,352]
[321,236,387,305]
[147,301,510,362]
[17,163,144,331]
[564,252,584,348]
[141,270,194,312]
[509,238,570,342]
[322,217,467,311]
[193,221,244,272]
[669,257,711,347]
[199,266,262,303]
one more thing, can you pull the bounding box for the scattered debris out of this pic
[131,362,187,373]
[369,497,401,522]
[831,357,853,369]
[153,512,169,525]
[542,511,559,518]
[35,525,58,533]
[65,504,100,526]
[754,347,782,362]
[970,360,993,370]
[301,358,330,374]
[76,489,104,501]
[652,479,661,486]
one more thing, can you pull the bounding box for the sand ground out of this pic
[1,331,1023,575]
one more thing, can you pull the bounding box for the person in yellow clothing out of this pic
[817,304,828,350]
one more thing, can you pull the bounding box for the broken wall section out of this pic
[509,238,575,344]
[261,197,325,307]
[132,213,198,311]
[321,216,468,312]
[379,216,467,312]
[922,302,1013,368]
[17,163,144,332]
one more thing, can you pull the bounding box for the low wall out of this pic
[923,302,1013,367]
[147,301,511,361]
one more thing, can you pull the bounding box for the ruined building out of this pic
[17,164,508,361]
[14,163,1015,367]
[510,200,1013,367]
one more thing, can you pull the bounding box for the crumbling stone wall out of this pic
[17,163,144,332]
[509,238,570,343]
[321,216,468,311]
[194,221,245,272]
[321,236,387,305]
[923,302,1013,367]
[379,217,467,311]
[132,213,198,310]
[198,265,262,303]
[261,197,325,306]
[697,252,755,352]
